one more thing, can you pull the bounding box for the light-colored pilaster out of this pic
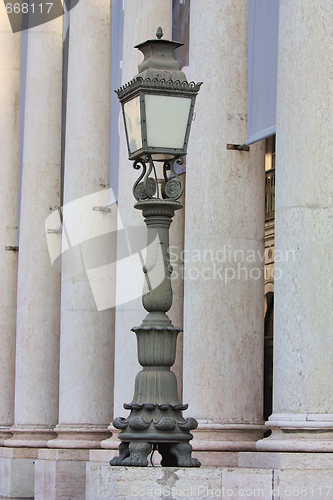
[101,0,173,450]
[257,0,333,452]
[49,0,114,449]
[5,14,62,448]
[0,4,20,445]
[183,0,265,451]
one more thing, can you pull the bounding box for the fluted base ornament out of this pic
[110,321,200,467]
[110,164,200,466]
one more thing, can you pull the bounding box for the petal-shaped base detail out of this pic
[128,416,152,430]
[113,417,129,430]
[154,417,176,431]
[177,418,198,431]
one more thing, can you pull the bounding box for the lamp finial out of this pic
[156,26,163,39]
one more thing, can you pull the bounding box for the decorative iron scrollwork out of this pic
[133,154,184,202]
[133,158,147,201]
[134,178,157,200]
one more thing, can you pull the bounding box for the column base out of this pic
[0,426,13,445]
[48,424,111,449]
[257,413,333,452]
[4,424,57,447]
[100,425,120,449]
[192,422,266,451]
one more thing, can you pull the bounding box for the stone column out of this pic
[168,189,185,403]
[183,0,266,453]
[101,0,173,450]
[257,0,333,452]
[0,5,21,445]
[4,15,63,447]
[49,0,114,449]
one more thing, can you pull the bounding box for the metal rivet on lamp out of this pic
[110,27,202,467]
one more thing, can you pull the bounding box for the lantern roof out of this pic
[134,27,186,82]
[115,27,202,103]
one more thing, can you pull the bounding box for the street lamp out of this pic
[110,27,202,467]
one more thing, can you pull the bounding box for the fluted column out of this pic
[0,5,21,445]
[5,15,62,447]
[183,0,266,452]
[257,0,333,452]
[49,0,114,449]
[102,0,173,450]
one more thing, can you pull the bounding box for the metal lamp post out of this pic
[110,27,202,467]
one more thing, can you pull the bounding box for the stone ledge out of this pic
[0,446,38,459]
[38,448,90,461]
[195,451,239,467]
[86,463,333,500]
[0,497,33,500]
[239,451,333,470]
[89,449,118,463]
[86,464,273,500]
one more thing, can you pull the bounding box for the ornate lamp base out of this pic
[110,197,200,467]
[111,441,200,467]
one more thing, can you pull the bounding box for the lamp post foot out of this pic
[168,442,201,467]
[110,441,152,467]
[109,442,130,465]
[159,442,200,467]
[110,441,201,467]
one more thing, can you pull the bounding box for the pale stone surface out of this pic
[6,426,59,448]
[168,188,186,402]
[51,416,113,450]
[221,469,272,500]
[110,0,173,441]
[0,447,38,459]
[277,469,333,500]
[0,459,34,498]
[86,463,333,500]
[257,427,333,452]
[35,460,56,500]
[101,426,120,450]
[183,0,265,449]
[35,459,86,500]
[239,451,333,470]
[0,2,20,445]
[35,449,90,500]
[192,424,266,452]
[50,0,114,449]
[0,448,37,498]
[37,448,89,461]
[258,0,333,452]
[86,465,223,500]
[193,452,239,468]
[89,449,118,463]
[5,15,63,448]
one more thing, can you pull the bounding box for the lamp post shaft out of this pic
[110,198,200,467]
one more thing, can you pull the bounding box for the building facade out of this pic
[1,0,333,498]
